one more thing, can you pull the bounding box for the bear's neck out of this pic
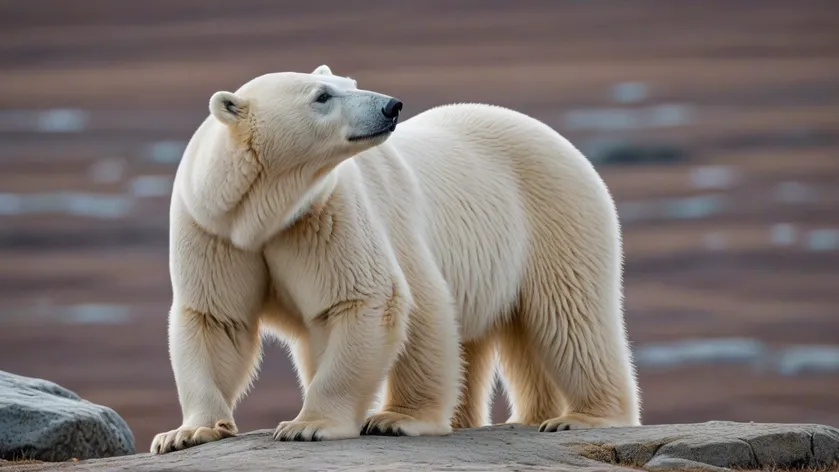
[182,123,262,224]
[225,158,344,250]
[180,122,346,250]
[278,163,341,228]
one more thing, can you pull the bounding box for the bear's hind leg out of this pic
[362,267,462,437]
[451,335,497,429]
[496,318,565,425]
[518,269,641,431]
[260,305,317,396]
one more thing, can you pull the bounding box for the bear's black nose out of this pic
[381,98,403,119]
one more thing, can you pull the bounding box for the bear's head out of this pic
[192,65,403,246]
[208,65,402,173]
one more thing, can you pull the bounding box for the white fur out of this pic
[150,66,641,454]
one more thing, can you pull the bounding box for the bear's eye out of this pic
[315,92,331,104]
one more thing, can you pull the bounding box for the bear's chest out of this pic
[262,204,397,323]
[262,215,338,322]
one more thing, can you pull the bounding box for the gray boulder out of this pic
[0,370,135,462]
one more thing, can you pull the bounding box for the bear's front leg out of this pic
[151,216,268,454]
[150,304,260,454]
[361,265,462,437]
[273,292,410,441]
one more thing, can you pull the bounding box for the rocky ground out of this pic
[4,371,837,471]
[1,0,838,457]
[3,422,839,472]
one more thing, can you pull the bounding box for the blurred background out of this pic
[1,0,838,452]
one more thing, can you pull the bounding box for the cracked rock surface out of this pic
[3,421,837,471]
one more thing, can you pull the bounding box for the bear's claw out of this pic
[150,421,236,454]
[361,421,406,436]
[361,411,452,437]
[273,418,358,442]
[537,412,632,432]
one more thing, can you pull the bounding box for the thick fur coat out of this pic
[151,65,641,454]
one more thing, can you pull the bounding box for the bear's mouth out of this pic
[347,121,398,142]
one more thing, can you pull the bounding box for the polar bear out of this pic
[150,64,641,454]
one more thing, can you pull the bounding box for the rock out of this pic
[569,421,839,471]
[644,456,732,472]
[651,436,753,468]
[0,370,135,462]
[1,421,836,471]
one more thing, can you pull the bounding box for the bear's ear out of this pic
[312,64,333,76]
[209,91,250,126]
